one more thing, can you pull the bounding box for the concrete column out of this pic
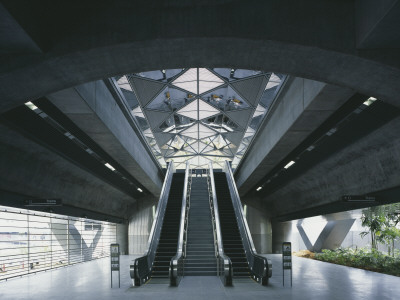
[116,223,128,255]
[272,221,293,254]
[297,219,355,252]
[128,197,158,254]
[242,197,272,254]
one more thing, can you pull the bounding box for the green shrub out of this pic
[314,247,400,276]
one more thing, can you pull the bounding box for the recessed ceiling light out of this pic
[137,188,143,192]
[306,145,315,151]
[284,161,295,169]
[25,101,38,110]
[104,163,115,171]
[363,97,377,106]
[326,128,337,136]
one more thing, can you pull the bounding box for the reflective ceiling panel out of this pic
[115,68,286,169]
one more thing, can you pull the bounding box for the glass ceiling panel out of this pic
[198,68,224,94]
[171,68,198,94]
[115,68,286,170]
[146,86,192,112]
[201,86,250,112]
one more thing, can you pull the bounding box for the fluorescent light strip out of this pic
[363,97,377,106]
[25,101,38,111]
[137,188,143,192]
[284,160,295,169]
[256,186,262,191]
[104,163,116,171]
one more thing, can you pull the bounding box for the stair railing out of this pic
[170,162,191,286]
[223,161,272,285]
[130,161,175,286]
[207,162,233,286]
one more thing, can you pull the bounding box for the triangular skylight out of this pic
[116,68,286,169]
[172,68,224,95]
[177,99,220,120]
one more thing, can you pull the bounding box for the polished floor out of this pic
[0,254,399,299]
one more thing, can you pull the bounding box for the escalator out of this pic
[213,161,272,285]
[214,172,251,277]
[184,177,217,275]
[130,163,186,286]
[151,173,185,278]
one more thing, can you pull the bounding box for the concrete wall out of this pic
[0,124,133,219]
[266,115,400,218]
[128,197,158,255]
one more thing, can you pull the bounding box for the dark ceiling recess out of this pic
[250,94,400,199]
[0,100,147,199]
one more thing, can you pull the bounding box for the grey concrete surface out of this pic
[1,254,399,300]
[235,77,354,195]
[128,198,157,254]
[265,115,400,218]
[0,124,133,219]
[48,80,163,196]
[242,196,272,254]
[1,1,400,114]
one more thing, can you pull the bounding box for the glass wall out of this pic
[0,205,116,280]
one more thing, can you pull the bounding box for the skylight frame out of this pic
[115,69,286,170]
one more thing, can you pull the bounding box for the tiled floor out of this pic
[0,254,399,299]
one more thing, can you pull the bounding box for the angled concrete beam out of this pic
[48,80,163,196]
[235,78,354,195]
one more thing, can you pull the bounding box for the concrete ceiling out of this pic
[0,1,399,113]
[0,1,399,221]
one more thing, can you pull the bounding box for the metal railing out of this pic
[207,162,233,286]
[170,163,191,286]
[223,161,272,285]
[130,161,175,286]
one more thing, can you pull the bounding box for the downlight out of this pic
[104,163,116,171]
[284,161,295,169]
[25,101,38,110]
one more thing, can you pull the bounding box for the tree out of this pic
[360,203,400,255]
[360,206,384,250]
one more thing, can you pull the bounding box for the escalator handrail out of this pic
[130,161,175,285]
[208,162,233,286]
[170,162,191,286]
[224,161,271,283]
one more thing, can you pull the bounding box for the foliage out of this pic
[360,203,400,256]
[315,247,400,277]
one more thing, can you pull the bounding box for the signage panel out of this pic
[282,242,292,286]
[24,199,62,206]
[110,244,120,288]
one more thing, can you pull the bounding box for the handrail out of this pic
[170,162,191,286]
[208,162,233,286]
[223,161,272,285]
[130,161,175,286]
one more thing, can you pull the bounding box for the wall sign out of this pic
[282,242,292,286]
